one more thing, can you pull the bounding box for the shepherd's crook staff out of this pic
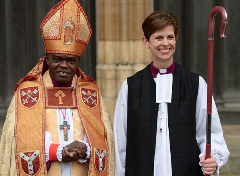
[205,6,228,176]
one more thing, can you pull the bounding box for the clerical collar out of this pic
[51,78,72,87]
[150,61,175,78]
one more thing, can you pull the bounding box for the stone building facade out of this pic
[96,0,240,125]
[0,0,240,125]
[96,0,153,119]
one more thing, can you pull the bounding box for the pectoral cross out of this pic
[159,116,167,132]
[60,121,70,141]
[55,90,66,105]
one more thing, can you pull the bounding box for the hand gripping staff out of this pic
[205,6,228,175]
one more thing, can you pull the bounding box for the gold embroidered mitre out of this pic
[40,0,92,57]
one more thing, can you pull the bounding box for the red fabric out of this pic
[49,143,60,161]
[45,87,76,108]
[75,67,95,82]
[14,58,46,94]
[84,76,95,82]
[95,149,106,173]
[81,88,97,108]
[14,74,38,94]
[21,152,40,175]
[20,86,39,108]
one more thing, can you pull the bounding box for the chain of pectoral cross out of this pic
[60,108,67,119]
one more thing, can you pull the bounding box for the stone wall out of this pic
[97,0,153,120]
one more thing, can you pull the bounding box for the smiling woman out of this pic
[113,11,229,176]
[142,25,177,69]
[46,53,80,85]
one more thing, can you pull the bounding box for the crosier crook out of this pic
[205,6,228,176]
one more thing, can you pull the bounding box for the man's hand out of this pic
[62,146,79,163]
[67,141,87,158]
[200,155,217,175]
[62,141,87,163]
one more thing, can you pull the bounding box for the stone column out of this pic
[97,0,153,120]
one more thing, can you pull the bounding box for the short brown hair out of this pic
[142,11,179,40]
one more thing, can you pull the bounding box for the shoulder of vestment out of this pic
[14,58,46,93]
[76,67,97,84]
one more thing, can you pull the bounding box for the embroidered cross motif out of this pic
[95,148,106,172]
[20,151,39,175]
[21,88,38,105]
[55,90,66,105]
[82,90,97,106]
[46,87,76,108]
[60,121,70,141]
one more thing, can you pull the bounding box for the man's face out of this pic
[46,53,79,85]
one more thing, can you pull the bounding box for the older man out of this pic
[0,0,114,175]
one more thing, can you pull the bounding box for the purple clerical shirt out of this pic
[51,78,72,87]
[150,61,175,78]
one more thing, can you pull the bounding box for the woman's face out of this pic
[143,25,177,67]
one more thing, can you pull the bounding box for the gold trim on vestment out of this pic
[15,78,47,176]
[14,57,112,176]
[77,81,109,176]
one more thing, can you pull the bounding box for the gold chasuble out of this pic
[43,70,89,176]
[0,58,114,176]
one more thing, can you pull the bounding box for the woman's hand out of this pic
[200,155,217,175]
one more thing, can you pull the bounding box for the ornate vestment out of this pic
[0,58,114,176]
